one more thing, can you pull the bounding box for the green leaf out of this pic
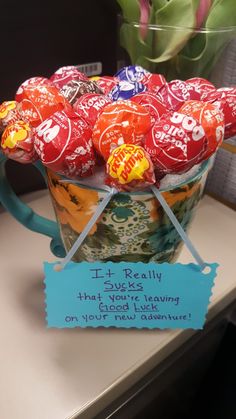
[177,0,236,78]
[147,0,196,63]
[152,0,168,10]
[116,0,140,22]
[120,21,153,65]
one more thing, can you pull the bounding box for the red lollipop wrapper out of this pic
[1,120,37,163]
[131,92,168,126]
[90,76,119,95]
[19,85,71,127]
[92,100,152,160]
[179,100,225,160]
[141,73,166,95]
[186,77,216,99]
[34,109,95,178]
[202,87,236,139]
[158,79,201,111]
[49,66,88,90]
[144,112,207,174]
[0,101,21,132]
[73,93,112,127]
[15,77,52,102]
[106,144,155,191]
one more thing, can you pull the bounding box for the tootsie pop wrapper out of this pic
[144,112,207,174]
[158,79,201,111]
[106,143,155,191]
[109,80,146,101]
[186,77,216,99]
[131,92,168,126]
[90,76,119,95]
[201,87,236,139]
[0,101,21,132]
[49,65,89,90]
[92,100,152,160]
[34,109,96,179]
[115,65,150,83]
[19,85,71,127]
[60,79,103,104]
[73,93,112,127]
[1,120,37,163]
[141,73,166,95]
[15,77,52,102]
[179,100,225,160]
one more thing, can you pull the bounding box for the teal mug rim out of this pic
[57,158,211,195]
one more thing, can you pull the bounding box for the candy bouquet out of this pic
[0,65,235,263]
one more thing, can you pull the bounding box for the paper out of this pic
[44,261,218,330]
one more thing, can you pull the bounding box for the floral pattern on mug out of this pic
[47,170,205,263]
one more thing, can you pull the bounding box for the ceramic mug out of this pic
[0,152,210,263]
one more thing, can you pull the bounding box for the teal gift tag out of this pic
[44,261,218,330]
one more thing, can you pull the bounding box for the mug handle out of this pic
[0,153,66,258]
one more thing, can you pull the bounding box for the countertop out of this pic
[0,191,235,419]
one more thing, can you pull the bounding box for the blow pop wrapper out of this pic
[92,100,152,160]
[144,112,207,174]
[34,109,95,178]
[179,100,224,159]
[0,101,21,132]
[1,120,37,163]
[106,144,155,191]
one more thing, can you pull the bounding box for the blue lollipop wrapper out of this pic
[109,80,146,101]
[115,65,150,83]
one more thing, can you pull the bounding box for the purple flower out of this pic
[139,0,150,40]
[195,0,212,28]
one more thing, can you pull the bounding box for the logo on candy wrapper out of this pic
[108,144,150,184]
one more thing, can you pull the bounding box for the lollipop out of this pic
[1,120,37,163]
[60,79,102,104]
[19,85,70,127]
[115,65,150,83]
[144,111,207,174]
[179,100,224,159]
[109,80,146,101]
[158,79,201,111]
[73,93,112,127]
[141,73,166,95]
[90,76,119,95]
[49,65,88,90]
[106,144,155,191]
[15,77,52,102]
[34,109,95,178]
[92,100,152,159]
[0,101,21,132]
[202,87,236,139]
[186,77,216,99]
[131,92,168,126]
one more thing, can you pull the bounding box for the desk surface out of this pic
[0,192,235,419]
